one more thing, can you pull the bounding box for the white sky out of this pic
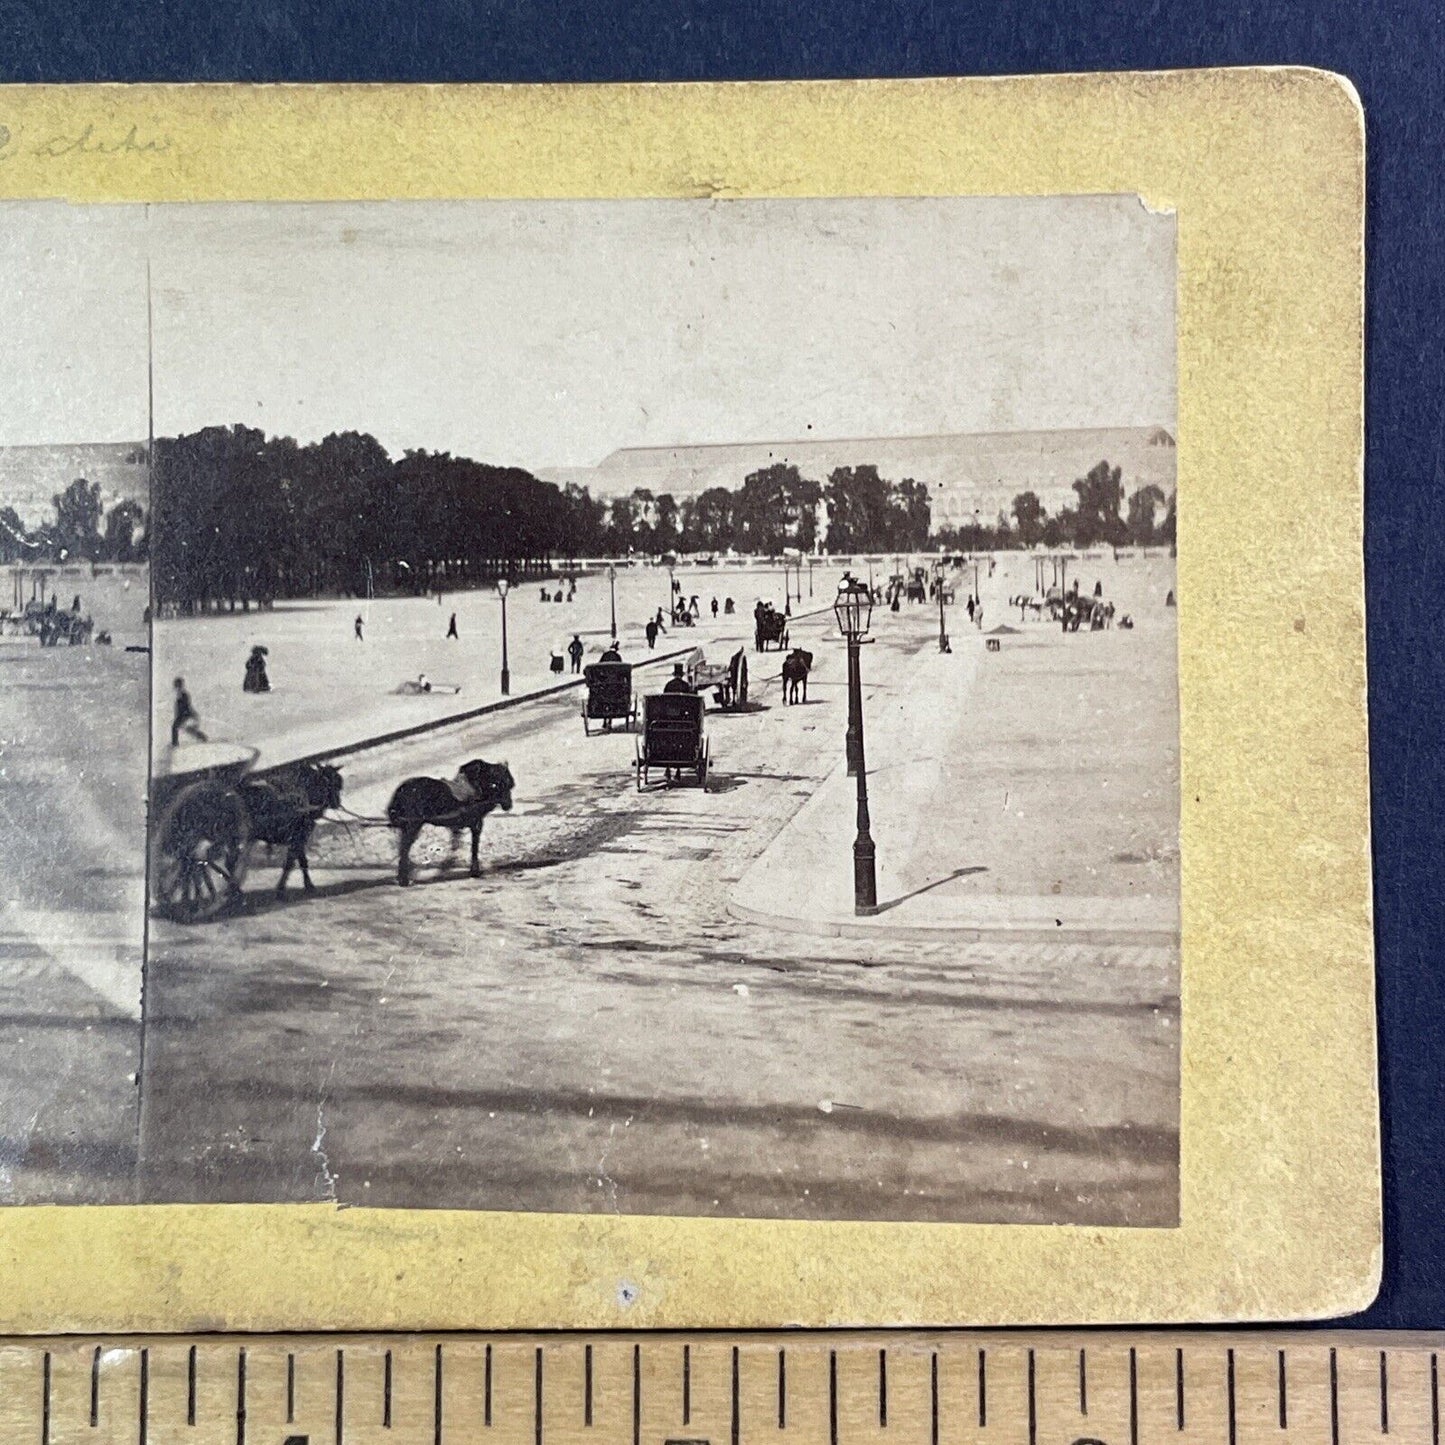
[0,197,1175,467]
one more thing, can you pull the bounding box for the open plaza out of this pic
[130,548,1179,1224]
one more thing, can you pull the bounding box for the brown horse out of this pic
[385,758,515,886]
[781,647,814,704]
[237,762,344,896]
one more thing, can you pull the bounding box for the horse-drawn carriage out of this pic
[149,743,344,922]
[0,600,94,645]
[581,660,639,734]
[635,693,710,789]
[691,646,750,712]
[149,743,261,922]
[754,605,789,652]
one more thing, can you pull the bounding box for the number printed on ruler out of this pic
[0,1335,1439,1445]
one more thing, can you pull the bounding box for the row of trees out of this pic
[4,432,1175,611]
[936,463,1177,553]
[149,427,938,611]
[0,478,149,566]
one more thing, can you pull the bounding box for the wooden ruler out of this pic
[0,1334,1438,1445]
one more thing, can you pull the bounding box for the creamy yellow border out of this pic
[0,71,1374,1329]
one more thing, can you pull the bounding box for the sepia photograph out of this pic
[2,195,1179,1224]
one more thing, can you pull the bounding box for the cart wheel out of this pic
[634,738,645,791]
[697,737,710,789]
[151,782,250,923]
[582,709,592,737]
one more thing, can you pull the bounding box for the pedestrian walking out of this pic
[354,614,364,642]
[447,612,458,639]
[655,607,667,635]
[242,646,271,694]
[171,678,208,746]
[550,651,565,675]
[645,619,658,650]
[711,597,719,618]
[568,634,584,673]
[966,595,976,623]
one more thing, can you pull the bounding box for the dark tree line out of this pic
[935,462,1176,553]
[148,427,936,612]
[142,426,1169,613]
[0,478,148,565]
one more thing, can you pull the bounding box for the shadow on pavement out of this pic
[873,865,989,915]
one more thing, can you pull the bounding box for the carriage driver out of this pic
[663,662,694,695]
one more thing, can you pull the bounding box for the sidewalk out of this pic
[730,621,1181,945]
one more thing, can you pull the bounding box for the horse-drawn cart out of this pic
[581,660,639,734]
[635,693,710,789]
[149,742,260,923]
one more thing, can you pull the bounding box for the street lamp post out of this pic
[834,574,878,914]
[496,576,511,695]
[934,558,950,653]
[607,563,617,640]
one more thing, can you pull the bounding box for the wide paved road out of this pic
[138,605,1178,1225]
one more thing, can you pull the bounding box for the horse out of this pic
[237,762,344,897]
[385,758,515,886]
[781,647,813,704]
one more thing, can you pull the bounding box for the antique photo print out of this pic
[1,195,1178,1224]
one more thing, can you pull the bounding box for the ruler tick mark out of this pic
[879,1349,888,1429]
[42,1351,51,1445]
[188,1345,198,1428]
[1175,1347,1185,1431]
[929,1354,938,1445]
[777,1349,785,1430]
[1277,1350,1287,1431]
[535,1347,544,1445]
[236,1349,247,1445]
[632,1344,641,1445]
[384,1350,393,1429]
[336,1350,346,1445]
[485,1345,493,1428]
[1027,1350,1036,1445]
[683,1344,691,1427]
[829,1351,838,1445]
[287,1354,296,1425]
[1381,1349,1390,1434]
[1432,1353,1439,1445]
[1226,1349,1236,1445]
[139,1350,149,1445]
[732,1346,741,1445]
[1330,1348,1340,1445]
[435,1345,444,1445]
[1129,1348,1138,1445]
[90,1344,101,1428]
[1079,1348,1087,1417]
[978,1349,987,1429]
[585,1345,594,1427]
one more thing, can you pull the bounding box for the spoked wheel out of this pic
[151,782,251,922]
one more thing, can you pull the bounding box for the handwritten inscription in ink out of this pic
[0,122,173,161]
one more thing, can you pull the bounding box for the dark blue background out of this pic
[3,0,1439,1328]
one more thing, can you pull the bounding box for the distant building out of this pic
[0,442,149,526]
[539,426,1176,536]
